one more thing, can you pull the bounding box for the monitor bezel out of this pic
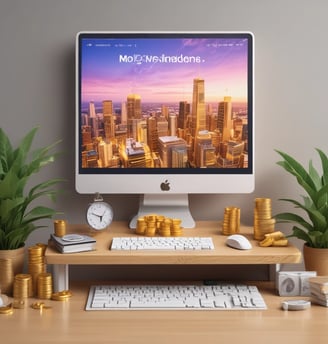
[75,31,254,194]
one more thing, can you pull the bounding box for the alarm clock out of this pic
[86,193,113,231]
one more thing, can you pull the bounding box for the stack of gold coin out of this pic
[54,219,66,237]
[222,206,240,235]
[159,218,172,237]
[37,273,53,299]
[13,274,32,304]
[135,218,147,235]
[156,215,165,231]
[144,214,157,223]
[144,219,157,237]
[141,215,158,236]
[253,198,275,240]
[28,245,47,296]
[36,243,47,255]
[0,258,14,295]
[171,219,183,237]
[136,215,183,237]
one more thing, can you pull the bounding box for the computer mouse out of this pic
[226,234,252,250]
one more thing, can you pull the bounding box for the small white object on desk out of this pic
[281,300,311,311]
[226,234,252,250]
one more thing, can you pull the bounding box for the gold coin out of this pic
[51,290,72,301]
[13,299,26,309]
[0,303,13,315]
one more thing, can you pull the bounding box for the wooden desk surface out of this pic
[45,221,301,265]
[1,281,327,344]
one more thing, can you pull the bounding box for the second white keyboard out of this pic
[86,284,267,310]
[111,236,215,251]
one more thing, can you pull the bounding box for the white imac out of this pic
[75,31,254,228]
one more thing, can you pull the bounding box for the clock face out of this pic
[86,201,113,230]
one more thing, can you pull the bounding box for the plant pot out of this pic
[303,244,328,276]
[0,246,25,295]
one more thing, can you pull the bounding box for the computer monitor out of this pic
[76,31,254,228]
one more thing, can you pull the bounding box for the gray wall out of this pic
[1,0,327,278]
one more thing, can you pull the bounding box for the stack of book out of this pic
[50,233,96,253]
[309,276,328,307]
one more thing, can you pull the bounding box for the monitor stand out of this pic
[129,193,196,229]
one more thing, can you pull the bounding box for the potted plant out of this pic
[0,127,63,286]
[275,148,328,275]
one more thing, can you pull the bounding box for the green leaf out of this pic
[276,150,318,203]
[277,198,327,231]
[275,212,314,231]
[316,184,328,210]
[0,169,22,198]
[308,159,322,190]
[11,128,38,177]
[276,150,316,187]
[289,226,314,246]
[22,206,57,225]
[319,231,328,248]
[316,148,328,185]
[0,129,12,177]
[5,226,33,249]
[0,197,25,228]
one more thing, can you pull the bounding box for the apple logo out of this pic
[160,180,170,191]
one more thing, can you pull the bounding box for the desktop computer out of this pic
[75,31,257,310]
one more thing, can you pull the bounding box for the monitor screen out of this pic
[76,31,254,227]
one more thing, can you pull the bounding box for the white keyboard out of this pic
[110,236,215,251]
[86,284,267,310]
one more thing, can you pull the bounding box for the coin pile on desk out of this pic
[0,243,73,315]
[0,303,13,314]
[37,272,53,299]
[28,244,47,295]
[222,206,240,235]
[0,258,14,295]
[253,198,275,240]
[51,290,72,301]
[259,231,288,247]
[136,215,183,237]
[13,274,33,302]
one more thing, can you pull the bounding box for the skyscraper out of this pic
[191,78,206,137]
[121,101,127,125]
[194,130,216,168]
[147,116,158,153]
[191,78,206,162]
[217,96,233,142]
[158,136,188,168]
[103,100,115,141]
[89,101,96,118]
[127,94,141,119]
[178,101,190,129]
[102,100,113,116]
[169,115,177,136]
[127,94,141,139]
